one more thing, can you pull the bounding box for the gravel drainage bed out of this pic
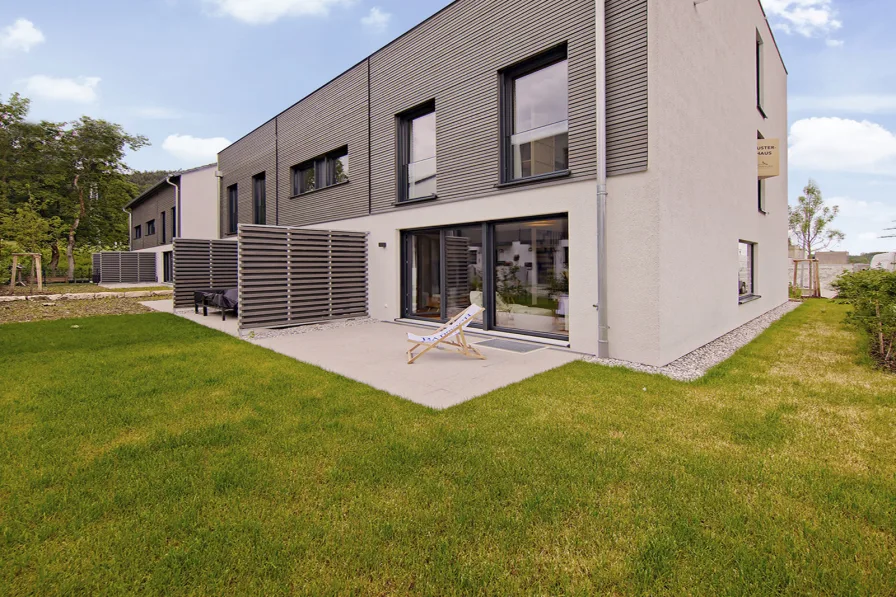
[584,301,802,381]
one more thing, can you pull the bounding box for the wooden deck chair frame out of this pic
[407,305,486,364]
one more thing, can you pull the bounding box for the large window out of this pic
[739,241,757,302]
[501,47,569,182]
[398,102,437,202]
[402,215,569,339]
[227,184,238,235]
[146,219,156,236]
[291,147,349,196]
[133,225,142,240]
[253,172,266,225]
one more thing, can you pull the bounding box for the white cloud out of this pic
[361,7,391,33]
[134,106,183,120]
[762,0,842,38]
[0,18,45,53]
[203,0,353,24]
[790,95,896,114]
[789,117,896,175]
[825,38,844,48]
[858,232,879,241]
[23,75,100,103]
[162,134,230,162]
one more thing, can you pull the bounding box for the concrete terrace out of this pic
[142,300,580,409]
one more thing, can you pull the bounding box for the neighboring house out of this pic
[216,0,788,367]
[126,164,218,283]
[815,251,849,265]
[871,252,896,271]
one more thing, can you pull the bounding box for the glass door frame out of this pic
[400,213,568,341]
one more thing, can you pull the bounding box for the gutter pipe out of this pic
[596,0,610,358]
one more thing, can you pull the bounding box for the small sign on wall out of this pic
[758,138,780,179]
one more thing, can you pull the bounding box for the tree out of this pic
[128,170,169,194]
[788,180,845,258]
[55,117,148,279]
[0,93,148,279]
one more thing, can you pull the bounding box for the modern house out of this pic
[215,0,788,367]
[126,164,219,283]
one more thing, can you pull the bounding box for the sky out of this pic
[1,0,895,254]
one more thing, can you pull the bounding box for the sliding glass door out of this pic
[402,215,568,339]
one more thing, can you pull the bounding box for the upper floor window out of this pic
[501,46,569,182]
[756,30,765,116]
[253,173,266,225]
[291,147,349,196]
[161,211,166,244]
[146,219,156,236]
[171,207,176,238]
[398,101,436,202]
[227,184,238,234]
[134,225,142,240]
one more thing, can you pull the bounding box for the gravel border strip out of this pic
[0,290,172,303]
[584,301,802,381]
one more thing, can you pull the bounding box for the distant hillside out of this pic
[127,170,169,194]
[849,252,885,264]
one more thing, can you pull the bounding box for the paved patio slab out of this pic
[140,300,579,409]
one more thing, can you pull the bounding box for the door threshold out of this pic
[394,318,571,348]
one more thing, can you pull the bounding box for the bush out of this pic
[833,269,896,370]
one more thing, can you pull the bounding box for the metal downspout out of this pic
[596,0,610,358]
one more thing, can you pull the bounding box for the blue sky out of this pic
[1,0,895,254]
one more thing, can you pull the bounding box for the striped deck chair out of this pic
[406,304,486,364]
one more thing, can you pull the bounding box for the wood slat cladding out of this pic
[238,225,368,329]
[218,120,276,237]
[172,239,239,308]
[605,0,648,175]
[276,62,369,227]
[129,182,176,250]
[369,0,597,213]
[94,252,156,284]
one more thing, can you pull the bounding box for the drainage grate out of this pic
[476,338,546,354]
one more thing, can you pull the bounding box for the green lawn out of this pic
[0,301,894,595]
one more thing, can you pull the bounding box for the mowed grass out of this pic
[0,301,894,595]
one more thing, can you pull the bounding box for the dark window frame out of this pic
[396,99,437,204]
[400,212,570,342]
[227,184,238,235]
[291,146,349,197]
[161,211,167,244]
[756,30,766,118]
[171,207,176,238]
[253,172,266,225]
[499,43,569,185]
[146,219,156,236]
[738,240,760,304]
[134,225,142,240]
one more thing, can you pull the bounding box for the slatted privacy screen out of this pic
[92,252,156,283]
[172,239,239,308]
[239,225,368,329]
[606,0,649,176]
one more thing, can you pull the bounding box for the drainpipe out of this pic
[122,207,131,251]
[595,0,610,358]
[165,175,179,242]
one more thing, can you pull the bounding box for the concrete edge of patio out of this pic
[0,289,173,303]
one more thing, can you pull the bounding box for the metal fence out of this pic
[172,239,239,308]
[238,225,368,329]
[92,252,156,284]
